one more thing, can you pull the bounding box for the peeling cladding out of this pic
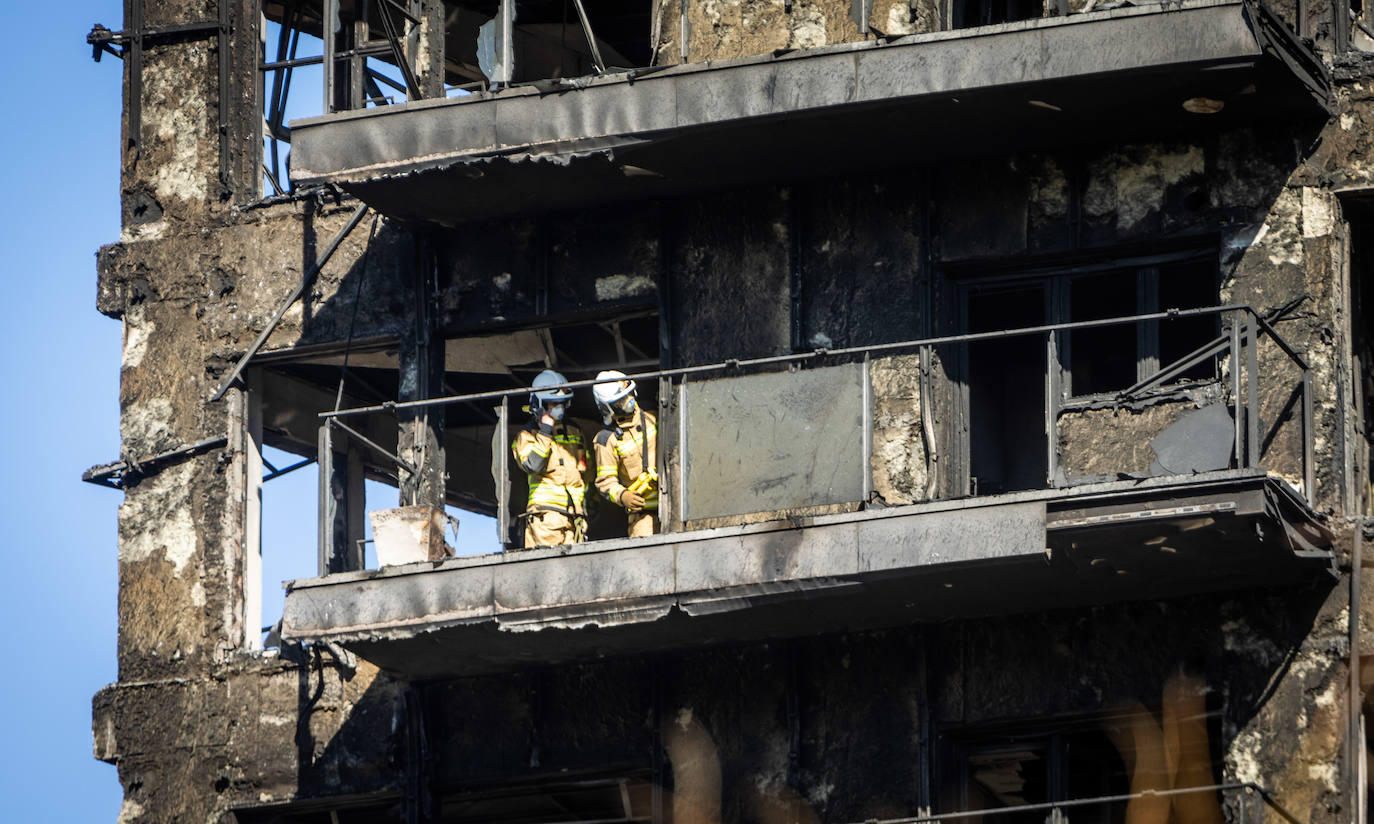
[90,0,1371,822]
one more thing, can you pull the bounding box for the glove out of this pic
[620,489,646,512]
[537,413,555,436]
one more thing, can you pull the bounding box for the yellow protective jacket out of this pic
[594,409,657,511]
[511,418,587,515]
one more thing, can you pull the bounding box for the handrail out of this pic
[851,781,1301,824]
[315,299,1317,553]
[320,303,1306,420]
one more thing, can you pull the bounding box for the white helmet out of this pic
[593,370,637,421]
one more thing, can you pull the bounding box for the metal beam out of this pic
[570,0,607,74]
[377,0,423,100]
[208,203,370,402]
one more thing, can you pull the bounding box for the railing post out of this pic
[498,395,509,550]
[318,422,336,577]
[322,0,337,112]
[1238,786,1248,824]
[1231,311,1244,468]
[1246,310,1259,468]
[1046,329,1060,487]
[678,376,689,525]
[1303,369,1315,505]
[658,376,673,531]
[862,352,873,504]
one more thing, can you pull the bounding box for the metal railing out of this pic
[852,782,1300,824]
[316,303,1314,556]
[260,0,426,195]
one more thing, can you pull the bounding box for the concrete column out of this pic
[398,232,447,511]
[415,0,447,99]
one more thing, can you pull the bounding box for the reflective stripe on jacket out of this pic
[511,420,587,513]
[594,409,657,510]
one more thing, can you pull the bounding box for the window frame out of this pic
[957,245,1221,408]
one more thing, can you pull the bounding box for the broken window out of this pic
[940,704,1223,823]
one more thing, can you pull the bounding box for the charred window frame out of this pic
[1061,256,1220,402]
[958,246,1220,403]
[936,706,1225,823]
[938,720,1130,822]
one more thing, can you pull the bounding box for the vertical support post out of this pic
[495,0,515,86]
[1046,329,1060,488]
[349,4,368,110]
[657,376,673,531]
[1351,520,1364,818]
[498,395,510,549]
[318,422,362,574]
[678,377,689,525]
[862,352,873,503]
[680,0,690,63]
[1246,311,1259,467]
[322,0,337,112]
[127,0,145,155]
[216,0,231,194]
[345,444,366,567]
[415,0,446,98]
[317,422,337,576]
[1334,0,1349,54]
[1238,787,1248,824]
[398,232,447,524]
[244,376,264,649]
[1304,369,1316,505]
[1232,312,1244,468]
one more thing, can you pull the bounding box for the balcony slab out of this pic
[281,470,1333,678]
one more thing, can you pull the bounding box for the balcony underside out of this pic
[281,471,1333,679]
[288,0,1329,225]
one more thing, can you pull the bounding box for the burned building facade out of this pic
[86,0,1374,821]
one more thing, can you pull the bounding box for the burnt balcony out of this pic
[279,304,1334,679]
[283,0,1330,224]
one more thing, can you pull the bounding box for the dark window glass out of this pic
[1157,261,1218,382]
[1070,272,1137,396]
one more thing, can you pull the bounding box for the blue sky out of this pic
[0,7,501,819]
[0,2,125,818]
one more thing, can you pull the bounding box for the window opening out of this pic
[259,442,324,646]
[942,704,1222,824]
[1068,262,1217,397]
[968,285,1048,494]
[1069,271,1138,397]
[1156,260,1219,383]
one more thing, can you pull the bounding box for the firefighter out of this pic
[510,369,587,547]
[592,370,658,538]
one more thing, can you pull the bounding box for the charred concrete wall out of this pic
[90,2,1374,823]
[91,580,1352,822]
[649,0,1341,68]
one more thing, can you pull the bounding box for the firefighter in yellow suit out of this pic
[510,369,587,547]
[592,370,658,538]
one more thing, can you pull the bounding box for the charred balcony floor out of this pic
[287,0,1330,224]
[281,469,1333,679]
